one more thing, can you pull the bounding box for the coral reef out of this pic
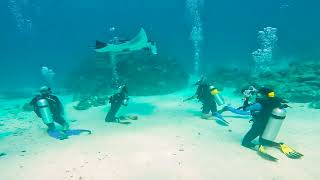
[208,61,320,108]
[116,51,189,95]
[73,96,109,110]
[70,50,189,110]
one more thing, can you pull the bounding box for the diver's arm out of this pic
[183,94,197,102]
[244,103,262,111]
[30,96,41,117]
[30,96,38,106]
[277,97,290,108]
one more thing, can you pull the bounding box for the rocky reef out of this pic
[208,61,320,108]
[116,51,189,96]
[69,50,189,110]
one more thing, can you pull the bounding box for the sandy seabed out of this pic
[0,88,319,180]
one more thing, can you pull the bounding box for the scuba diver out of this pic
[184,77,229,125]
[240,87,303,161]
[105,85,129,122]
[30,86,69,139]
[218,85,258,116]
[238,86,258,110]
[30,86,91,140]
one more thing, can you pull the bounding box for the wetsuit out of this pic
[30,94,67,130]
[241,97,285,148]
[105,92,129,122]
[196,84,225,120]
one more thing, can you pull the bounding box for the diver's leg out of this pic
[210,102,217,114]
[201,103,210,114]
[54,115,69,131]
[105,103,121,122]
[46,122,68,140]
[259,138,280,147]
[225,106,251,116]
[201,103,212,119]
[242,123,263,148]
[46,123,56,131]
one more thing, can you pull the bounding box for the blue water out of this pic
[0,0,319,89]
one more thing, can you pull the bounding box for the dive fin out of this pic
[63,129,92,136]
[47,129,68,140]
[257,145,278,161]
[279,143,304,159]
[215,118,229,126]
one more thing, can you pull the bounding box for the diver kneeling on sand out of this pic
[105,85,137,123]
[241,87,303,161]
[30,86,91,140]
[184,77,229,126]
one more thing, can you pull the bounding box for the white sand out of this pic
[0,88,319,180]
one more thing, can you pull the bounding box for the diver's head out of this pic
[119,85,128,94]
[40,86,52,96]
[195,76,207,86]
[241,86,257,98]
[256,87,275,100]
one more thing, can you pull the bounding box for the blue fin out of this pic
[213,112,229,126]
[63,129,92,136]
[47,129,68,140]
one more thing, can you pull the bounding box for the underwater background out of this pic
[2,1,320,179]
[0,0,320,89]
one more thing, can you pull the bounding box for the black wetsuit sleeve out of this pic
[30,96,38,106]
[30,96,41,118]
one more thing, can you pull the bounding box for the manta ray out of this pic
[94,28,157,55]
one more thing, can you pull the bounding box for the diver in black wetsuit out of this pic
[241,87,289,148]
[30,86,69,131]
[196,82,218,116]
[184,77,228,124]
[105,85,129,122]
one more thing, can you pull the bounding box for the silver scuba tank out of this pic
[262,108,287,141]
[37,98,54,124]
[210,87,225,106]
[214,93,225,106]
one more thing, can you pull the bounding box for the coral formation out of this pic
[208,61,320,108]
[70,50,189,110]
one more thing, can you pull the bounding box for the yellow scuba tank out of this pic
[210,86,225,106]
[262,108,287,141]
[37,98,54,124]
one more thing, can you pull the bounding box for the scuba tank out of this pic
[262,108,287,141]
[210,86,225,106]
[37,98,54,124]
